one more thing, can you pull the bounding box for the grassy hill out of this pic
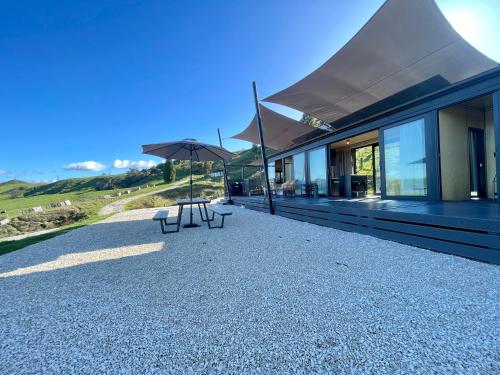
[0,180,40,198]
[0,145,262,241]
[224,145,274,180]
[0,166,178,239]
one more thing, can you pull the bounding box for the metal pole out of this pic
[253,81,274,215]
[217,128,232,204]
[494,90,500,203]
[190,148,193,225]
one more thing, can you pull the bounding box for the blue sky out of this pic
[1,0,499,183]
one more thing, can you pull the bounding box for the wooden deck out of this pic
[231,195,500,264]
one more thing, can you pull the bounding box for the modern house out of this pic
[231,0,500,264]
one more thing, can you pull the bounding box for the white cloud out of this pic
[113,160,157,170]
[64,161,106,171]
[0,169,7,175]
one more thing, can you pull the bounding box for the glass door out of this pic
[308,147,328,196]
[353,144,380,195]
[293,153,306,195]
[383,118,427,197]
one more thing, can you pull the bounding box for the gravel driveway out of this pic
[97,180,186,216]
[0,206,499,373]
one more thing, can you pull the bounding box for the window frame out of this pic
[380,112,439,200]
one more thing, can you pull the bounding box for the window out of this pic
[374,145,381,194]
[293,153,306,195]
[384,118,427,196]
[308,147,327,195]
[267,161,275,184]
[284,157,293,182]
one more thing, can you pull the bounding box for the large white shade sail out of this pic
[265,0,498,127]
[231,105,324,151]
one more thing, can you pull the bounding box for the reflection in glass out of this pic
[267,161,275,185]
[293,153,305,195]
[284,157,293,182]
[374,145,381,194]
[308,147,327,195]
[384,119,427,196]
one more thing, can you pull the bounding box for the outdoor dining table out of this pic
[175,197,211,228]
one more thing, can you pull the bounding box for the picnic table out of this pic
[176,197,211,228]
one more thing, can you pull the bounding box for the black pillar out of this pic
[494,90,500,202]
[189,148,194,224]
[217,128,232,204]
[253,81,274,215]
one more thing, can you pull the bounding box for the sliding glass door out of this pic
[293,153,306,195]
[383,118,427,196]
[308,147,327,195]
[284,157,293,183]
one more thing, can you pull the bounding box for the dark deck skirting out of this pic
[231,196,500,265]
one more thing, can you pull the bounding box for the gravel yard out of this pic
[0,205,499,374]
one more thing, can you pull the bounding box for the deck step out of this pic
[232,196,500,264]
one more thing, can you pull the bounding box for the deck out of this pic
[230,195,500,264]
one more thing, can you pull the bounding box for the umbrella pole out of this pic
[183,147,200,228]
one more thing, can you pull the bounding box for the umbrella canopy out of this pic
[142,138,235,161]
[142,138,235,228]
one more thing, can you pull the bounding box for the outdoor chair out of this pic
[282,181,296,197]
[301,183,318,198]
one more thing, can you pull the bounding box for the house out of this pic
[231,0,500,263]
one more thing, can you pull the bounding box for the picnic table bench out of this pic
[152,210,181,234]
[206,205,232,229]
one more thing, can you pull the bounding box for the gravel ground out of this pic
[0,205,499,374]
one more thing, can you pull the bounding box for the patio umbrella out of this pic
[142,139,235,227]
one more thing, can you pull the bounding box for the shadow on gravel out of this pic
[0,211,190,278]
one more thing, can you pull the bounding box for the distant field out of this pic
[0,180,164,217]
[125,178,224,210]
[0,178,168,240]
[0,146,255,251]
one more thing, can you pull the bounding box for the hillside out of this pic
[0,145,261,239]
[24,167,165,196]
[224,145,274,180]
[0,180,40,198]
[227,145,274,166]
[1,146,263,201]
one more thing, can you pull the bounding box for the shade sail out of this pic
[265,0,498,126]
[231,105,321,150]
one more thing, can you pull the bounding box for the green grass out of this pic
[0,177,220,255]
[0,180,177,241]
[0,180,168,217]
[0,179,40,195]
